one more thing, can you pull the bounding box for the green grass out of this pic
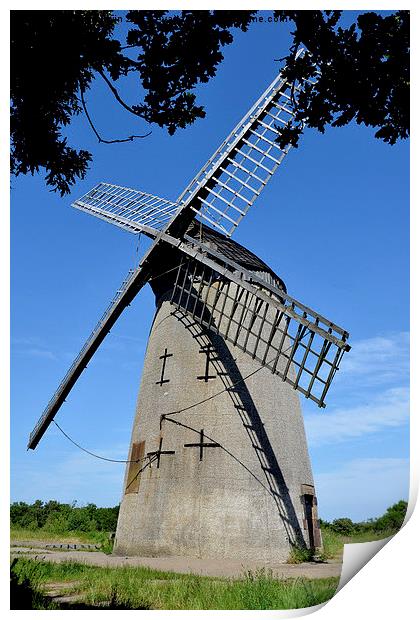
[320,528,397,561]
[287,545,315,564]
[10,527,114,553]
[10,524,398,609]
[11,527,95,543]
[285,528,398,564]
[10,558,339,610]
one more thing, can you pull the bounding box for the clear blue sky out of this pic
[11,11,409,522]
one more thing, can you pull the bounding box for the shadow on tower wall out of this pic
[164,304,307,550]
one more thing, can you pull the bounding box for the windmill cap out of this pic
[188,220,287,293]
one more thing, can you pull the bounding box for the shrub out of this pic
[287,546,314,564]
[373,500,407,532]
[67,508,97,532]
[43,512,69,534]
[329,518,355,536]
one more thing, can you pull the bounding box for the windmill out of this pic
[28,53,351,562]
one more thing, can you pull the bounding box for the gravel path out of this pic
[11,541,342,579]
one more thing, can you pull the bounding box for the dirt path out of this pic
[11,540,342,579]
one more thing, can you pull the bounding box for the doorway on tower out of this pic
[301,484,322,550]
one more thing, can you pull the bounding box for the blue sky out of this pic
[10,11,409,522]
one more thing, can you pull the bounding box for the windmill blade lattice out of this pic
[175,49,307,236]
[27,252,156,450]
[72,182,179,238]
[166,236,350,408]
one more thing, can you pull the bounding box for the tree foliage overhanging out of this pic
[10,10,409,195]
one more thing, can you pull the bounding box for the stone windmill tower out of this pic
[28,56,351,563]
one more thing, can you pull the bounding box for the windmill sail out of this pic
[173,62,305,237]
[71,50,307,241]
[165,235,350,408]
[27,254,156,450]
[72,183,179,238]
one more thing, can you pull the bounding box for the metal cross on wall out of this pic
[184,429,221,461]
[156,348,173,386]
[146,437,175,468]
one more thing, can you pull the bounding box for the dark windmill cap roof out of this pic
[187,221,286,293]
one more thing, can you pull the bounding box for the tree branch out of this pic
[289,42,300,111]
[98,69,147,119]
[79,83,151,143]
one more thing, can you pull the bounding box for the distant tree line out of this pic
[10,500,119,534]
[319,500,408,536]
[10,499,407,536]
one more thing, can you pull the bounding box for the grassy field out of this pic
[10,525,398,609]
[320,528,396,561]
[10,527,114,553]
[10,558,339,610]
[11,525,397,561]
[11,527,105,543]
